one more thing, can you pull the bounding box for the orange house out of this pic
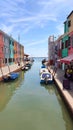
[21,45,24,62]
[14,41,18,63]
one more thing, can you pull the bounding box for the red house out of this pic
[0,31,4,67]
[68,31,73,55]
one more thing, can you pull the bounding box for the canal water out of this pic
[0,58,73,130]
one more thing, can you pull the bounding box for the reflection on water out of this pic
[0,71,24,112]
[41,83,73,130]
[41,83,55,94]
[0,58,72,130]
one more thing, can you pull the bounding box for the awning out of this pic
[24,53,29,57]
[60,54,73,64]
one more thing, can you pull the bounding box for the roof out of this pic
[24,53,29,57]
[64,20,67,24]
[67,10,73,19]
[0,29,22,45]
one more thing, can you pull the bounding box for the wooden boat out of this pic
[42,58,46,64]
[40,71,53,84]
[21,66,29,71]
[3,72,19,82]
[25,63,32,68]
[0,64,19,82]
[21,62,32,71]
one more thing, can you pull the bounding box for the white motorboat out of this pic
[40,71,53,84]
[21,66,29,71]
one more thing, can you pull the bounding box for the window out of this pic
[68,37,70,47]
[68,20,71,27]
[4,47,6,53]
[12,42,14,46]
[71,35,73,47]
[5,58,7,63]
[65,40,68,48]
[9,58,12,63]
[62,42,64,49]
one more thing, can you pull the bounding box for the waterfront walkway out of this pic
[0,62,24,80]
[48,66,73,118]
[0,60,32,81]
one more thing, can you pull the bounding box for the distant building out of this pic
[48,35,55,65]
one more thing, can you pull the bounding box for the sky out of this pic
[0,0,73,57]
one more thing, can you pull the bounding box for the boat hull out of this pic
[40,79,53,84]
[40,72,53,84]
[3,72,19,82]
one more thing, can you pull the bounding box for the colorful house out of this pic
[9,37,14,64]
[0,30,24,67]
[62,11,73,57]
[59,11,73,69]
[67,11,73,56]
[14,40,18,63]
[61,35,68,58]
[17,43,20,63]
[21,45,24,62]
[0,30,10,66]
[20,45,24,62]
[54,35,62,60]
[0,30,4,67]
[48,36,55,65]
[3,32,10,65]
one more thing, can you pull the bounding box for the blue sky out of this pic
[0,0,73,57]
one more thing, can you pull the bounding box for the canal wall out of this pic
[0,62,24,81]
[48,66,73,119]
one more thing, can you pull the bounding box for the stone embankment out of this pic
[48,66,73,119]
[0,62,25,81]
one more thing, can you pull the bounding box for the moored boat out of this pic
[40,71,53,84]
[3,72,19,82]
[39,68,48,75]
[21,66,29,71]
[42,58,46,65]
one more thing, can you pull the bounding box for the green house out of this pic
[62,35,68,58]
[64,20,69,33]
[9,37,14,64]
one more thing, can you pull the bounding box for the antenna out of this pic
[18,34,20,43]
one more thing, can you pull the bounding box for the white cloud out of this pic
[0,0,73,56]
[0,0,58,34]
[25,38,48,47]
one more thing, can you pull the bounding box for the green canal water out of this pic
[0,58,73,130]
